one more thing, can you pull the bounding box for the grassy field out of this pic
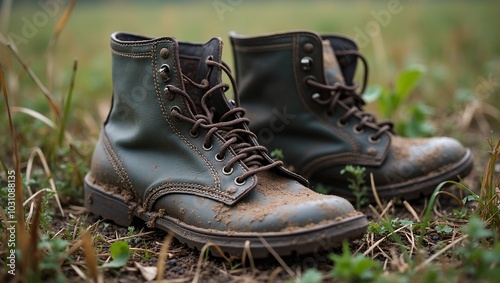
[1,0,500,282]
[5,0,500,118]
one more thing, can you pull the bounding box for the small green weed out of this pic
[340,165,368,209]
[367,218,415,237]
[101,241,131,269]
[270,148,285,161]
[330,242,382,283]
[435,224,453,235]
[453,208,470,219]
[287,268,323,283]
[36,235,71,283]
[364,65,435,137]
[456,216,500,281]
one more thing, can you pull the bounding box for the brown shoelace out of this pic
[305,50,392,141]
[165,58,282,184]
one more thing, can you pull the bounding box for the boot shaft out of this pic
[230,31,391,177]
[230,31,472,201]
[95,32,262,207]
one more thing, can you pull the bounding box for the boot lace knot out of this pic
[165,58,282,184]
[305,50,392,141]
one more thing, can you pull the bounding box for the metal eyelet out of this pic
[222,166,233,175]
[203,143,213,151]
[311,93,321,100]
[215,153,225,162]
[234,177,246,186]
[353,125,364,134]
[368,135,381,144]
[159,64,171,82]
[337,119,347,127]
[189,129,199,138]
[170,106,182,121]
[300,57,313,71]
[164,86,175,101]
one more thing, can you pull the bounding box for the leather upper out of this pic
[88,32,362,232]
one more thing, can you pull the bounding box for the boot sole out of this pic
[315,148,474,202]
[84,174,368,258]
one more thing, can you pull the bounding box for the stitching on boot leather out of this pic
[151,41,226,198]
[143,182,236,211]
[111,49,150,58]
[101,131,138,201]
[153,41,220,189]
[232,43,292,53]
[291,33,360,168]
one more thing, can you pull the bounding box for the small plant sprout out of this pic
[340,165,368,209]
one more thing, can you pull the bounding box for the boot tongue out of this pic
[199,37,224,88]
[322,40,345,86]
[180,37,228,117]
[199,38,233,122]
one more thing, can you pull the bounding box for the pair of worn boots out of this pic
[84,31,473,258]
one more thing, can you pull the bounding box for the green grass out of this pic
[4,0,500,120]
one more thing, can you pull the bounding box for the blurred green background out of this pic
[1,0,499,141]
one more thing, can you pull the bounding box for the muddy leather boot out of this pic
[84,32,368,258]
[230,31,473,201]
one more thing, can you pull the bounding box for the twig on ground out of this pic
[242,240,257,275]
[192,243,232,283]
[415,234,468,271]
[379,200,394,220]
[370,173,384,212]
[258,236,295,278]
[403,201,420,222]
[156,232,174,281]
[363,225,410,256]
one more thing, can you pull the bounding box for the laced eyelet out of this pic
[170,106,182,121]
[368,135,381,144]
[300,57,313,71]
[311,93,321,100]
[203,142,213,151]
[234,177,246,186]
[337,119,347,127]
[215,153,225,162]
[353,125,364,134]
[189,129,199,138]
[159,64,171,82]
[303,75,317,88]
[164,86,175,101]
[222,166,233,175]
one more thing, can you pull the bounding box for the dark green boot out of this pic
[84,32,368,258]
[230,31,473,201]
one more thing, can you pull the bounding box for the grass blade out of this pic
[156,232,173,281]
[58,59,77,146]
[81,230,102,283]
[4,42,60,118]
[47,0,77,91]
[11,106,57,129]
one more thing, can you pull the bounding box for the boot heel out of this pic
[84,175,135,227]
